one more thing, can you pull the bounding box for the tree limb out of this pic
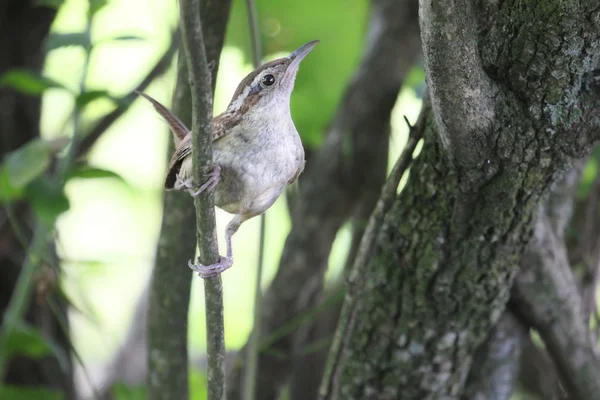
[419,0,496,169]
[178,1,226,399]
[320,102,427,399]
[511,163,600,400]
[226,0,422,397]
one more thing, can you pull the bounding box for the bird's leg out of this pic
[189,214,244,279]
[191,164,221,197]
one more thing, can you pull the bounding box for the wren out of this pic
[139,40,318,278]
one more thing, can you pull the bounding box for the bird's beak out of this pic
[283,40,319,83]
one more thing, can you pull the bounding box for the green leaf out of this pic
[0,167,25,201]
[0,386,64,400]
[45,32,90,52]
[3,139,54,189]
[5,323,53,358]
[112,383,146,400]
[0,70,67,95]
[25,178,70,223]
[89,0,108,17]
[4,322,70,373]
[34,0,66,9]
[67,165,125,182]
[75,90,115,108]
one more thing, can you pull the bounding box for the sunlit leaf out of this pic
[25,178,70,223]
[112,383,146,400]
[89,0,108,17]
[0,70,68,95]
[67,165,125,182]
[45,32,90,52]
[0,386,64,400]
[3,139,54,188]
[5,322,70,373]
[75,90,115,108]
[34,0,65,9]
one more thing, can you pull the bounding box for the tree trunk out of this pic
[321,0,600,398]
[0,0,72,395]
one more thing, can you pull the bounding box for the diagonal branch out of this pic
[320,104,427,399]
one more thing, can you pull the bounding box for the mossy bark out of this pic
[322,0,600,398]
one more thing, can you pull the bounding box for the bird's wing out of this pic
[164,112,242,189]
[165,134,192,189]
[212,112,242,142]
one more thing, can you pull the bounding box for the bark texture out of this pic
[0,0,72,394]
[226,0,421,397]
[321,0,600,398]
[463,163,585,400]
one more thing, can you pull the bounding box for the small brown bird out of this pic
[139,40,318,278]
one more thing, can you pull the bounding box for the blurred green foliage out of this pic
[4,322,70,373]
[225,0,369,148]
[0,386,65,400]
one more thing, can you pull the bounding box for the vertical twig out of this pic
[242,0,264,399]
[178,0,226,398]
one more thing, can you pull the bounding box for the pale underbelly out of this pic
[213,157,297,216]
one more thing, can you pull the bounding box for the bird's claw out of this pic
[191,165,221,197]
[188,255,233,279]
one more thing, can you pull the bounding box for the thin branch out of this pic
[242,0,264,398]
[319,99,428,399]
[345,109,426,293]
[178,1,225,400]
[75,30,179,158]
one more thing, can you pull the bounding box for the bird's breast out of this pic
[213,125,304,214]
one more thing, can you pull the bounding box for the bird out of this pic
[138,40,319,278]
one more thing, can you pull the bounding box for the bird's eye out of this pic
[262,74,275,86]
